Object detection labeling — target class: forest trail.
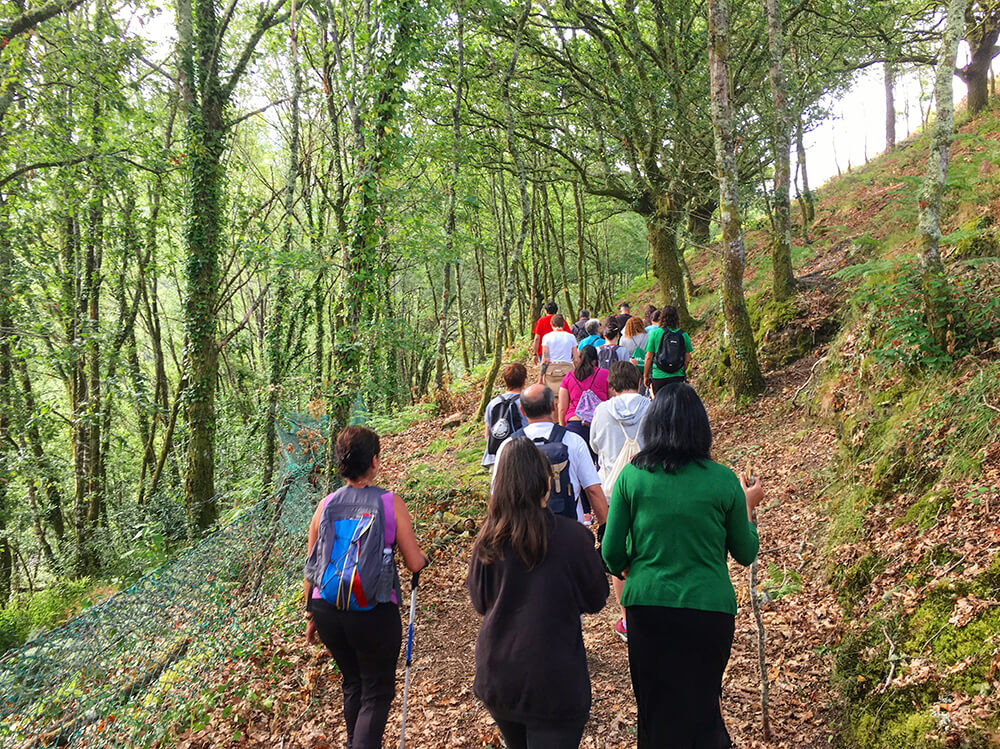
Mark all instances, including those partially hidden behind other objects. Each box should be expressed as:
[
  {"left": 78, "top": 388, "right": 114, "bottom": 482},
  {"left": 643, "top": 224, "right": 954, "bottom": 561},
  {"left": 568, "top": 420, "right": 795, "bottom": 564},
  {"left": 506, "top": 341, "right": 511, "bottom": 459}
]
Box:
[{"left": 175, "top": 297, "right": 850, "bottom": 748}]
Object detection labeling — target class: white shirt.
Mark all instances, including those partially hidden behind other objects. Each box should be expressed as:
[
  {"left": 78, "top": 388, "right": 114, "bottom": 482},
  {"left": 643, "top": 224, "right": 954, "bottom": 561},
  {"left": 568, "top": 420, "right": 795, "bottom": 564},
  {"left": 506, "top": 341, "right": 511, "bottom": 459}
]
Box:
[
  {"left": 541, "top": 330, "right": 577, "bottom": 363},
  {"left": 491, "top": 421, "right": 602, "bottom": 522}
]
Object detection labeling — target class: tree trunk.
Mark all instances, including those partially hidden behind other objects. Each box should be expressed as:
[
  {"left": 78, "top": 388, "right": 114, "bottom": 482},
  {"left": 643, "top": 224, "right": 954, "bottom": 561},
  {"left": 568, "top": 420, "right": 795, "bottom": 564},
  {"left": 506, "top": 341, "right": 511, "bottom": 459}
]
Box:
[
  {"left": 919, "top": 0, "right": 968, "bottom": 349},
  {"left": 14, "top": 358, "right": 66, "bottom": 541},
  {"left": 884, "top": 59, "right": 897, "bottom": 150},
  {"left": 574, "top": 182, "right": 587, "bottom": 311},
  {"left": 263, "top": 0, "right": 302, "bottom": 493},
  {"left": 477, "top": 1, "right": 532, "bottom": 422},
  {"left": 435, "top": 3, "right": 463, "bottom": 390},
  {"left": 178, "top": 0, "right": 226, "bottom": 529},
  {"left": 708, "top": 0, "right": 765, "bottom": 397},
  {"left": 647, "top": 192, "right": 694, "bottom": 329},
  {"left": 0, "top": 203, "right": 13, "bottom": 603},
  {"left": 766, "top": 0, "right": 795, "bottom": 301},
  {"left": 687, "top": 198, "right": 716, "bottom": 248},
  {"left": 795, "top": 117, "right": 815, "bottom": 224},
  {"left": 956, "top": 10, "right": 999, "bottom": 117}
]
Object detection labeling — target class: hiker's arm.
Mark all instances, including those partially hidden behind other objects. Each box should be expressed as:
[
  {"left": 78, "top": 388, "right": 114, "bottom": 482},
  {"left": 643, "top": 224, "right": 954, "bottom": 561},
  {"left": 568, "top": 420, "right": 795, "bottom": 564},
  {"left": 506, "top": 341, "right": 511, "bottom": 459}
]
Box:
[
  {"left": 601, "top": 477, "right": 630, "bottom": 576},
  {"left": 643, "top": 351, "right": 653, "bottom": 385},
  {"left": 394, "top": 493, "right": 430, "bottom": 573},
  {"left": 304, "top": 503, "right": 323, "bottom": 601},
  {"left": 584, "top": 483, "right": 609, "bottom": 524},
  {"left": 726, "top": 477, "right": 761, "bottom": 566},
  {"left": 533, "top": 333, "right": 542, "bottom": 360},
  {"left": 558, "top": 387, "right": 569, "bottom": 426},
  {"left": 685, "top": 352, "right": 692, "bottom": 370},
  {"left": 304, "top": 504, "right": 323, "bottom": 643}
]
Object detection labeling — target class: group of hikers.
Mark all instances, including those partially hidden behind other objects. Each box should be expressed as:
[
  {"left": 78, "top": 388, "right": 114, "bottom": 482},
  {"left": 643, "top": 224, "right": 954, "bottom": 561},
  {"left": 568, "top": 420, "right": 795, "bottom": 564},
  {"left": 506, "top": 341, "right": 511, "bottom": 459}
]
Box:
[{"left": 302, "top": 300, "right": 765, "bottom": 749}]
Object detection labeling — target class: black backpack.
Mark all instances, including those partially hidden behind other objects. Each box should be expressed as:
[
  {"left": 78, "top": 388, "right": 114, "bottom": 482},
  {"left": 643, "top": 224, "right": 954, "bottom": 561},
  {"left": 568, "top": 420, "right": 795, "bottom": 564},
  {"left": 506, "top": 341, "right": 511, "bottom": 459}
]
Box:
[
  {"left": 655, "top": 329, "right": 686, "bottom": 373},
  {"left": 597, "top": 343, "right": 625, "bottom": 371},
  {"left": 487, "top": 394, "right": 523, "bottom": 456},
  {"left": 512, "top": 425, "right": 576, "bottom": 519}
]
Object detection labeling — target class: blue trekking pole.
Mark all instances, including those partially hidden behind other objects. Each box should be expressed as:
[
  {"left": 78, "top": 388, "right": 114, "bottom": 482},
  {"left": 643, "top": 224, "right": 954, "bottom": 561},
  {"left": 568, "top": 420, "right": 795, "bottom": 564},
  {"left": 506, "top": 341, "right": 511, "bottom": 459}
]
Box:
[{"left": 399, "top": 569, "right": 421, "bottom": 749}]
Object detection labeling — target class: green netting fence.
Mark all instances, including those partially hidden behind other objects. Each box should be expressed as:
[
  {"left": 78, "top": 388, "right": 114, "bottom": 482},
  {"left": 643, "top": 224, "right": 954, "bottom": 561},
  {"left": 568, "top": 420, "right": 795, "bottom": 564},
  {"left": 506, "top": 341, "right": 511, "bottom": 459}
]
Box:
[{"left": 0, "top": 414, "right": 329, "bottom": 748}]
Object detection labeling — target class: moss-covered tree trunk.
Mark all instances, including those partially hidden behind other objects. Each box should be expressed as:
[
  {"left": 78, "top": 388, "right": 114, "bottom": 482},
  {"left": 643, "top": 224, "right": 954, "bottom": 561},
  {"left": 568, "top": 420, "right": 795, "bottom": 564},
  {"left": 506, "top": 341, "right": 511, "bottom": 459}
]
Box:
[
  {"left": 708, "top": 0, "right": 764, "bottom": 397},
  {"left": 0, "top": 203, "right": 13, "bottom": 603},
  {"left": 918, "top": 0, "right": 968, "bottom": 351},
  {"left": 179, "top": 0, "right": 226, "bottom": 527},
  {"left": 645, "top": 192, "right": 694, "bottom": 329},
  {"left": 176, "top": 0, "right": 287, "bottom": 526},
  {"left": 765, "top": 0, "right": 795, "bottom": 302}
]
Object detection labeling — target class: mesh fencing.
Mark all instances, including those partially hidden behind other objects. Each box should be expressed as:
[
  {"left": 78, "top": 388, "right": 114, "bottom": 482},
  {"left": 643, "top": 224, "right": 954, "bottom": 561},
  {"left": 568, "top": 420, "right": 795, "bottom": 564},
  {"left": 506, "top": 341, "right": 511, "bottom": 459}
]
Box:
[{"left": 0, "top": 414, "right": 329, "bottom": 748}]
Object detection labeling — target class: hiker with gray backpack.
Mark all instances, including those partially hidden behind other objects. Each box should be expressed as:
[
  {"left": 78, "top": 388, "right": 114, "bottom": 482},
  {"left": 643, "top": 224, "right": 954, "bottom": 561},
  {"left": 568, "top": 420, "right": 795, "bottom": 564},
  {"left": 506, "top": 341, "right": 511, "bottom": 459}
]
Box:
[
  {"left": 304, "top": 426, "right": 429, "bottom": 749},
  {"left": 482, "top": 363, "right": 527, "bottom": 467},
  {"left": 643, "top": 305, "right": 693, "bottom": 396}
]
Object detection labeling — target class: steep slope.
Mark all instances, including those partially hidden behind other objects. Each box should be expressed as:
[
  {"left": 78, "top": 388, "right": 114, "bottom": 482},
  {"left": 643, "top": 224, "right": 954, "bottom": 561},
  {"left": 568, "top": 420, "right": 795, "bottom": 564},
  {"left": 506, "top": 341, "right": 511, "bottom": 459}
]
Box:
[{"left": 168, "top": 107, "right": 1000, "bottom": 749}]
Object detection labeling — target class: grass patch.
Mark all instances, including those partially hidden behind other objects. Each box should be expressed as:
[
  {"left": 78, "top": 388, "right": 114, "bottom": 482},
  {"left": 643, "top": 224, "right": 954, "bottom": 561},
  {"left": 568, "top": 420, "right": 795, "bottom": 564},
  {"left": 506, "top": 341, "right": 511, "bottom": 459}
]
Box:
[{"left": 0, "top": 579, "right": 105, "bottom": 654}]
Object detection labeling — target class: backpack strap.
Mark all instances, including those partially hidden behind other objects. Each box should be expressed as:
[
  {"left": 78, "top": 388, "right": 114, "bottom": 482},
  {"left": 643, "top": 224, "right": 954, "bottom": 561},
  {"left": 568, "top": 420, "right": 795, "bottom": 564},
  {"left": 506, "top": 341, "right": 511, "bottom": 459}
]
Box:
[
  {"left": 549, "top": 424, "right": 567, "bottom": 443},
  {"left": 381, "top": 491, "right": 396, "bottom": 546}
]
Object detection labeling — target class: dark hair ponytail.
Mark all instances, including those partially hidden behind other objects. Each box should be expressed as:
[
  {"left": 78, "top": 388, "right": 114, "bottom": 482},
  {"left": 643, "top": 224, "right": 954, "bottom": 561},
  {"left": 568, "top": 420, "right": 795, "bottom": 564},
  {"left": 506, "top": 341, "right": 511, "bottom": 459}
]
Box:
[
  {"left": 574, "top": 344, "right": 598, "bottom": 381},
  {"left": 335, "top": 426, "right": 380, "bottom": 480}
]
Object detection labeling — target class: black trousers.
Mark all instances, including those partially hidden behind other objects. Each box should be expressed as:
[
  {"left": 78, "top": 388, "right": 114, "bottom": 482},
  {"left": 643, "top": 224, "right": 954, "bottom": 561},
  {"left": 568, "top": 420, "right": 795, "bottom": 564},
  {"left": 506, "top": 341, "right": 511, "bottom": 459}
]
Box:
[
  {"left": 650, "top": 376, "right": 686, "bottom": 396},
  {"left": 489, "top": 711, "right": 588, "bottom": 749},
  {"left": 313, "top": 601, "right": 402, "bottom": 749},
  {"left": 625, "top": 605, "right": 734, "bottom": 749}
]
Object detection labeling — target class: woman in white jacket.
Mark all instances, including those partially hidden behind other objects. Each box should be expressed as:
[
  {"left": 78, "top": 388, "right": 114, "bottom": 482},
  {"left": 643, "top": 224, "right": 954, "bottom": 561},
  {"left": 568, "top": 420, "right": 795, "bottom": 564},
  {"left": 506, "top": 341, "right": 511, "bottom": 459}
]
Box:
[{"left": 589, "top": 361, "right": 651, "bottom": 641}]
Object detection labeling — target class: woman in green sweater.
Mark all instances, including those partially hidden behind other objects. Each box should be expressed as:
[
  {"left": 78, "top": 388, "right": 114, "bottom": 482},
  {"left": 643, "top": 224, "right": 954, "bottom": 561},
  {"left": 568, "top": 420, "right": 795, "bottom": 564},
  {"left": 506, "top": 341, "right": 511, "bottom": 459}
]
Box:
[{"left": 601, "top": 384, "right": 763, "bottom": 748}]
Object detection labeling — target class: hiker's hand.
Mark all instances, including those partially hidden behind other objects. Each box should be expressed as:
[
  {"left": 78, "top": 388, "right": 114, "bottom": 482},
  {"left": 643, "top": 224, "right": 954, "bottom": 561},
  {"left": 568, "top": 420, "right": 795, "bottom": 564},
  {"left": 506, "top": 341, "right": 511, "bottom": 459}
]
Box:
[
  {"left": 741, "top": 473, "right": 763, "bottom": 517},
  {"left": 306, "top": 618, "right": 318, "bottom": 645}
]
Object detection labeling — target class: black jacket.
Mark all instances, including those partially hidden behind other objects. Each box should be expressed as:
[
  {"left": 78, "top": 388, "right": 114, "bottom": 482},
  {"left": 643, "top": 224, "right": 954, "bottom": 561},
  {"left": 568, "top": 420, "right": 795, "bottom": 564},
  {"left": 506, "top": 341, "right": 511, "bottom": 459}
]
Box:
[{"left": 467, "top": 511, "right": 609, "bottom": 726}]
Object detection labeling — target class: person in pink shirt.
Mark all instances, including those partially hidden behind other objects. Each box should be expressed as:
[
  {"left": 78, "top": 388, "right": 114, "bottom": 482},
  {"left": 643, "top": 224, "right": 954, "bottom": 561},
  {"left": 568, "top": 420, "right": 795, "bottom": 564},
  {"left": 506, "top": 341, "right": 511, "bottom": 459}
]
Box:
[{"left": 558, "top": 344, "right": 609, "bottom": 465}]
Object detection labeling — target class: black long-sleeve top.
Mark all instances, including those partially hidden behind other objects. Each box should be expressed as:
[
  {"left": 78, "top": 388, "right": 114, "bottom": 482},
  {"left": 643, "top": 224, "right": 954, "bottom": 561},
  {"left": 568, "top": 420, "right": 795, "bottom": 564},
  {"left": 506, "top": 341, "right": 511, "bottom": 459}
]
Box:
[{"left": 467, "top": 511, "right": 609, "bottom": 726}]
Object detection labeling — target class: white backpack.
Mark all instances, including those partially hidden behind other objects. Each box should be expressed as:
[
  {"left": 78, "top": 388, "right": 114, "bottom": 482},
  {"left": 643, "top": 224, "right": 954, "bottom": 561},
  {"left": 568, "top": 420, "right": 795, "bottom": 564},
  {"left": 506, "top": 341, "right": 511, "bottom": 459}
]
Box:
[{"left": 601, "top": 421, "right": 642, "bottom": 496}]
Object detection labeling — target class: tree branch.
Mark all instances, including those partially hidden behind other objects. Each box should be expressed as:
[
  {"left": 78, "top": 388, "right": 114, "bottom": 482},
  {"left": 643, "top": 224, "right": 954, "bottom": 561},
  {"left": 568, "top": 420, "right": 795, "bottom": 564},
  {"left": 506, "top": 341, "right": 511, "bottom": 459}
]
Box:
[
  {"left": 1, "top": 0, "right": 85, "bottom": 47},
  {"left": 221, "top": 0, "right": 294, "bottom": 102}
]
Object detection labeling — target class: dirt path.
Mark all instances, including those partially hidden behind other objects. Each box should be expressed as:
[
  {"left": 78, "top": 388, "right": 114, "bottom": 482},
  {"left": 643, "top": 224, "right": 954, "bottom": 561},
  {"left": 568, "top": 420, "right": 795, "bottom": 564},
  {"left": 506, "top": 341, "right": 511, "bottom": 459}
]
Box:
[{"left": 176, "top": 327, "right": 848, "bottom": 749}]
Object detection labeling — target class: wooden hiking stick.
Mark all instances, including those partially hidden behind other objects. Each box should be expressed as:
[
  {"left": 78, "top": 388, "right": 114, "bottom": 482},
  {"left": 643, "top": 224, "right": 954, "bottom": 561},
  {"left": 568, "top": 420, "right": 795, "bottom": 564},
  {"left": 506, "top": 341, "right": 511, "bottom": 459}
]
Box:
[
  {"left": 745, "top": 462, "right": 772, "bottom": 741},
  {"left": 749, "top": 557, "right": 772, "bottom": 741}
]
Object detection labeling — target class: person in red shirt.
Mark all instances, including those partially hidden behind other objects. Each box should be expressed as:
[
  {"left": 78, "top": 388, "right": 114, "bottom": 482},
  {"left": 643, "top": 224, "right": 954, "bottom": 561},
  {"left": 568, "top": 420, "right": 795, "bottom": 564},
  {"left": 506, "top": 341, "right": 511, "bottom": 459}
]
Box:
[{"left": 532, "top": 301, "right": 558, "bottom": 362}]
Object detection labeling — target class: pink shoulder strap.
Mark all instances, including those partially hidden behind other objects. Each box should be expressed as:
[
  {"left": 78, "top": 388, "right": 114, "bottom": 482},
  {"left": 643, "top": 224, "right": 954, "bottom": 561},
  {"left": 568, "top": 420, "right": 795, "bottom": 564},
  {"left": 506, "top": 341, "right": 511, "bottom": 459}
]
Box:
[{"left": 381, "top": 491, "right": 396, "bottom": 546}]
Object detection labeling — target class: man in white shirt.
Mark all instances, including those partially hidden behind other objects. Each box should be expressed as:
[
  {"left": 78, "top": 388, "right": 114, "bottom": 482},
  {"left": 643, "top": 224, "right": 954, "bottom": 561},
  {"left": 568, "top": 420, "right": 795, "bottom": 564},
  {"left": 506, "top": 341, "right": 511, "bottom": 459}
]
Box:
[
  {"left": 540, "top": 314, "right": 578, "bottom": 396},
  {"left": 492, "top": 383, "right": 608, "bottom": 525}
]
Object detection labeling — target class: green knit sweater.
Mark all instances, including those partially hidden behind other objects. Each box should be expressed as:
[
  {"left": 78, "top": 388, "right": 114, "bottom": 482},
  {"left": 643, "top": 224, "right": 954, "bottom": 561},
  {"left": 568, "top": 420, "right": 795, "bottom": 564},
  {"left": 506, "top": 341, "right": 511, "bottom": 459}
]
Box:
[{"left": 601, "top": 460, "right": 759, "bottom": 615}]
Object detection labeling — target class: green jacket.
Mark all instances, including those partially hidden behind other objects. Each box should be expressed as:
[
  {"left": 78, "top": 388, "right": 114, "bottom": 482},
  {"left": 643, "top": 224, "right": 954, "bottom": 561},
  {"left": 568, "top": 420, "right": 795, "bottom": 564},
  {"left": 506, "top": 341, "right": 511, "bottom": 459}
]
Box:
[{"left": 601, "top": 460, "right": 758, "bottom": 615}]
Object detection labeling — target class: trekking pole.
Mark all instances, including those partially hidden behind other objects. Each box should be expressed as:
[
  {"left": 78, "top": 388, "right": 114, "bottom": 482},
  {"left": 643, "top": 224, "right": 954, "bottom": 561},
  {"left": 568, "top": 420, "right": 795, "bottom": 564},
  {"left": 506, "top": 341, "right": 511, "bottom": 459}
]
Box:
[{"left": 399, "top": 568, "right": 422, "bottom": 749}]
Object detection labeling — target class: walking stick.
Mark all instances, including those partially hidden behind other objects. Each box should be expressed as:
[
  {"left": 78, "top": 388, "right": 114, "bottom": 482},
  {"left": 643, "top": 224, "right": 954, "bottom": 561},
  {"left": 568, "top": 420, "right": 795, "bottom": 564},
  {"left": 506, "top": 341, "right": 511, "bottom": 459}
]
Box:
[{"left": 399, "top": 569, "right": 422, "bottom": 749}]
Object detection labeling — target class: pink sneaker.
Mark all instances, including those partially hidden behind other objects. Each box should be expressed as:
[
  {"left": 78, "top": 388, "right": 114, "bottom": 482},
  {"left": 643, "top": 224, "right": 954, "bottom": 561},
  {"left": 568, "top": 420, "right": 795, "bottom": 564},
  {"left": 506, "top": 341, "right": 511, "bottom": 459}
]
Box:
[{"left": 614, "top": 617, "right": 628, "bottom": 642}]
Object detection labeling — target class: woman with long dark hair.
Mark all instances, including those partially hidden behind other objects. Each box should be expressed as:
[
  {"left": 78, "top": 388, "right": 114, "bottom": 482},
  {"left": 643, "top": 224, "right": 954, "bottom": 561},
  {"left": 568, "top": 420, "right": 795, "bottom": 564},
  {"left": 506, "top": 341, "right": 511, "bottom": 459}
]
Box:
[
  {"left": 304, "top": 426, "right": 428, "bottom": 749},
  {"left": 469, "top": 437, "right": 608, "bottom": 748},
  {"left": 558, "top": 344, "right": 609, "bottom": 463},
  {"left": 601, "top": 385, "right": 763, "bottom": 748}
]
